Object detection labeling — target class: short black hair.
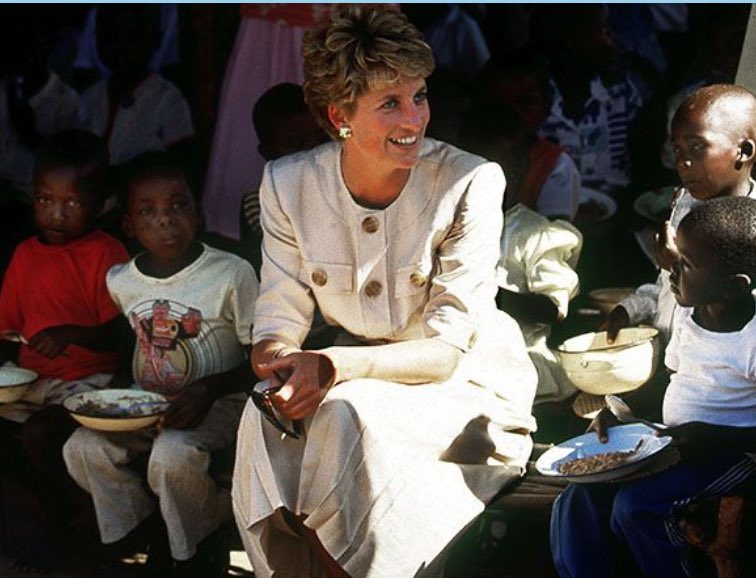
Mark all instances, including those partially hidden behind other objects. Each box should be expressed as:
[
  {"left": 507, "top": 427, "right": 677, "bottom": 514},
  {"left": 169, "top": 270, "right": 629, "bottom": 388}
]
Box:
[
  {"left": 679, "top": 196, "right": 756, "bottom": 279},
  {"left": 253, "top": 83, "right": 310, "bottom": 145},
  {"left": 119, "top": 150, "right": 191, "bottom": 208},
  {"left": 33, "top": 129, "right": 109, "bottom": 203}
]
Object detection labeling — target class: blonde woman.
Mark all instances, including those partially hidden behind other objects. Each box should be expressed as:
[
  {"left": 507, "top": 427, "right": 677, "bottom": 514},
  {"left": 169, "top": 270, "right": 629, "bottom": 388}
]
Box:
[{"left": 232, "top": 7, "right": 538, "bottom": 577}]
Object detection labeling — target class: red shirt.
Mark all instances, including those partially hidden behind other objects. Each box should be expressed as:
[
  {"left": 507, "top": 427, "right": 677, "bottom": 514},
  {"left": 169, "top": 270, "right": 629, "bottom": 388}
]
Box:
[{"left": 0, "top": 230, "right": 129, "bottom": 380}]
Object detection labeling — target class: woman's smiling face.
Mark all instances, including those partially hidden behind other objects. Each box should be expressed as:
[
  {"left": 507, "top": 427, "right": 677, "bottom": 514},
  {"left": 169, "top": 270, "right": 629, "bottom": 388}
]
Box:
[{"left": 336, "top": 76, "right": 430, "bottom": 172}]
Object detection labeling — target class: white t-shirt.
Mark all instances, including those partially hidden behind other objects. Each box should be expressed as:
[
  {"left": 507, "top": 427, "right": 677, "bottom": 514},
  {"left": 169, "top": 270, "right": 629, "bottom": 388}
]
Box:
[
  {"left": 535, "top": 152, "right": 582, "bottom": 222},
  {"left": 78, "top": 73, "right": 194, "bottom": 166},
  {"left": 107, "top": 245, "right": 258, "bottom": 397},
  {"left": 663, "top": 299, "right": 756, "bottom": 427}
]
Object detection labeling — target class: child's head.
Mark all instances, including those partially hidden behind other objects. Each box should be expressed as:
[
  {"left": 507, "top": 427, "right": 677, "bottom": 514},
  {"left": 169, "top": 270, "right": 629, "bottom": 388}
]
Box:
[
  {"left": 32, "top": 129, "right": 109, "bottom": 245},
  {"left": 253, "top": 83, "right": 327, "bottom": 161},
  {"left": 671, "top": 196, "right": 756, "bottom": 308},
  {"left": 473, "top": 51, "right": 551, "bottom": 135},
  {"left": 671, "top": 84, "right": 756, "bottom": 200},
  {"left": 121, "top": 151, "right": 199, "bottom": 262}
]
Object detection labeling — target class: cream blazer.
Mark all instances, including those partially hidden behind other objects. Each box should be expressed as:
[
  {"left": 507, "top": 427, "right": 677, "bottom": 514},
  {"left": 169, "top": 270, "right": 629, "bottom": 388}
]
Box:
[{"left": 253, "top": 139, "right": 537, "bottom": 429}]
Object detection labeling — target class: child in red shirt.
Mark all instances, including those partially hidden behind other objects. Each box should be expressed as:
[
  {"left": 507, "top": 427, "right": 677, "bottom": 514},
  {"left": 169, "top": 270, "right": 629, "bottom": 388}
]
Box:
[{"left": 0, "top": 129, "right": 129, "bottom": 572}]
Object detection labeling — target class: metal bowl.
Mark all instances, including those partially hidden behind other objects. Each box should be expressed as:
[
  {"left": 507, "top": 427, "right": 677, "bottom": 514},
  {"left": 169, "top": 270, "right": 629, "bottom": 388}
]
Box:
[
  {"left": 0, "top": 367, "right": 38, "bottom": 403},
  {"left": 557, "top": 327, "right": 660, "bottom": 395},
  {"left": 63, "top": 389, "right": 169, "bottom": 432}
]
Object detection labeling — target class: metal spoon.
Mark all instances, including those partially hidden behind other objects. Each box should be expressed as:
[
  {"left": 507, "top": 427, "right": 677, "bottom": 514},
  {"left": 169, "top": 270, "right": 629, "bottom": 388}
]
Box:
[
  {"left": 1, "top": 330, "right": 29, "bottom": 345},
  {"left": 604, "top": 395, "right": 667, "bottom": 432}
]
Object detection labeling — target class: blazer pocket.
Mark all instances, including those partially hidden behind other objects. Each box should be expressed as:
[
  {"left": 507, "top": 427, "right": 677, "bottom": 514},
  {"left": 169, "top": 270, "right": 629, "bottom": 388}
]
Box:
[{"left": 300, "top": 261, "right": 354, "bottom": 293}]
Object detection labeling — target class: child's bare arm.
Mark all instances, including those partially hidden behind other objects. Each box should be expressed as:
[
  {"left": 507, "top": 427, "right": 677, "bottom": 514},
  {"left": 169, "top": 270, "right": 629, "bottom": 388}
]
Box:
[
  {"left": 663, "top": 422, "right": 756, "bottom": 461},
  {"left": 28, "top": 316, "right": 128, "bottom": 358},
  {"left": 497, "top": 288, "right": 560, "bottom": 325},
  {"left": 161, "top": 346, "right": 254, "bottom": 430}
]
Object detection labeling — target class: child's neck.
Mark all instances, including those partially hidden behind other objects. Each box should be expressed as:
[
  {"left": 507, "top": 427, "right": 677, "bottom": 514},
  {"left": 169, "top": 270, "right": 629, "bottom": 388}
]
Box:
[
  {"left": 137, "top": 242, "right": 204, "bottom": 279},
  {"left": 693, "top": 294, "right": 755, "bottom": 333}
]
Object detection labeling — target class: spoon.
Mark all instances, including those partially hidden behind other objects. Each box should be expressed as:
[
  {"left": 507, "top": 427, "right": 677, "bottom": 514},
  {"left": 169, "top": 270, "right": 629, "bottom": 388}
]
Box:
[
  {"left": 1, "top": 330, "right": 29, "bottom": 345},
  {"left": 604, "top": 395, "right": 667, "bottom": 432}
]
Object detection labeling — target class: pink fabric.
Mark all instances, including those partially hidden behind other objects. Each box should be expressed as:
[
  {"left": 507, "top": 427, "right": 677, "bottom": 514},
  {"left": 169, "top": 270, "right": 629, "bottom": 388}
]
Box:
[{"left": 201, "top": 18, "right": 307, "bottom": 240}]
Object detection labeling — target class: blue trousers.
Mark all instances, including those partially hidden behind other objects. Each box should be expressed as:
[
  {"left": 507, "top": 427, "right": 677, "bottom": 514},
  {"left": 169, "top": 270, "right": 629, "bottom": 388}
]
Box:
[{"left": 550, "top": 455, "right": 755, "bottom": 578}]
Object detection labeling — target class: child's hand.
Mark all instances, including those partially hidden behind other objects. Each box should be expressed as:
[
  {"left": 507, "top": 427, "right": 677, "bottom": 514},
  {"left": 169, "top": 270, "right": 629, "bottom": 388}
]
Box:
[
  {"left": 160, "top": 382, "right": 215, "bottom": 430},
  {"left": 653, "top": 221, "right": 679, "bottom": 271},
  {"left": 586, "top": 407, "right": 621, "bottom": 443},
  {"left": 27, "top": 325, "right": 76, "bottom": 358},
  {"left": 599, "top": 306, "right": 630, "bottom": 344},
  {"left": 663, "top": 421, "right": 724, "bottom": 462}
]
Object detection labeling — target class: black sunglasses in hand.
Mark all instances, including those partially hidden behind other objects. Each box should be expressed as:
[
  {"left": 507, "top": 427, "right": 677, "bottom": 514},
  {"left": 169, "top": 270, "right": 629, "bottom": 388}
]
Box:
[{"left": 249, "top": 382, "right": 303, "bottom": 439}]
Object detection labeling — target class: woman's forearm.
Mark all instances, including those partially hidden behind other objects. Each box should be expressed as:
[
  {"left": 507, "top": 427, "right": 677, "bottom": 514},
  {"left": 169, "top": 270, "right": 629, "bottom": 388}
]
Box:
[{"left": 322, "top": 338, "right": 462, "bottom": 385}]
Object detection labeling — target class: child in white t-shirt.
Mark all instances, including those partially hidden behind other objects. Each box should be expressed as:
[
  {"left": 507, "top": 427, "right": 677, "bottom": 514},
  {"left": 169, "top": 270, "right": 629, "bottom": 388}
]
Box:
[
  {"left": 551, "top": 196, "right": 756, "bottom": 578},
  {"left": 63, "top": 151, "right": 259, "bottom": 578}
]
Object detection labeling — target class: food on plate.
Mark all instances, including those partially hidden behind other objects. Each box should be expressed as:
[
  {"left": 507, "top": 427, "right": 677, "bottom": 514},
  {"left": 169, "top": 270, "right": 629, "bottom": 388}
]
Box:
[
  {"left": 557, "top": 449, "right": 635, "bottom": 476},
  {"left": 72, "top": 396, "right": 166, "bottom": 418}
]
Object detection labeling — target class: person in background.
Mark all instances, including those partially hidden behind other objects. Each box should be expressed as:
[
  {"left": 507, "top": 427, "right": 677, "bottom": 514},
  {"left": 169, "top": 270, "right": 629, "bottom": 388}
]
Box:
[
  {"left": 531, "top": 4, "right": 643, "bottom": 197},
  {"left": 77, "top": 4, "right": 195, "bottom": 239},
  {"left": 469, "top": 54, "right": 582, "bottom": 222},
  {"left": 231, "top": 7, "right": 537, "bottom": 577},
  {"left": 239, "top": 82, "right": 328, "bottom": 276},
  {"left": 63, "top": 151, "right": 259, "bottom": 578},
  {"left": 462, "top": 104, "right": 583, "bottom": 404},
  {"left": 551, "top": 196, "right": 756, "bottom": 578},
  {"left": 0, "top": 129, "right": 128, "bottom": 572}
]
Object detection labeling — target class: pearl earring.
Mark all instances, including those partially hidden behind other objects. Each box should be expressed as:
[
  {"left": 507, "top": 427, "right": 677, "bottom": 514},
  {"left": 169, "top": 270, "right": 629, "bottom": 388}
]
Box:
[{"left": 338, "top": 125, "right": 353, "bottom": 139}]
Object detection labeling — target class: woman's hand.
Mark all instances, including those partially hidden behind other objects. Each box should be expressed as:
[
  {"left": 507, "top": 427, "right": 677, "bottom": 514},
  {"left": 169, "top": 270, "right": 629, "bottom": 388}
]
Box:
[
  {"left": 261, "top": 351, "right": 336, "bottom": 421},
  {"left": 599, "top": 306, "right": 630, "bottom": 344},
  {"left": 586, "top": 407, "right": 621, "bottom": 443}
]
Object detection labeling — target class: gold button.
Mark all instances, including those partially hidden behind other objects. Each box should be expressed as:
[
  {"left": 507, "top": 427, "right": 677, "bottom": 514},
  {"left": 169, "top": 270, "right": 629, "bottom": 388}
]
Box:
[
  {"left": 410, "top": 271, "right": 427, "bottom": 288},
  {"left": 311, "top": 269, "right": 328, "bottom": 287},
  {"left": 364, "top": 280, "right": 382, "bottom": 297},
  {"left": 468, "top": 332, "right": 478, "bottom": 349},
  {"left": 361, "top": 216, "right": 379, "bottom": 234}
]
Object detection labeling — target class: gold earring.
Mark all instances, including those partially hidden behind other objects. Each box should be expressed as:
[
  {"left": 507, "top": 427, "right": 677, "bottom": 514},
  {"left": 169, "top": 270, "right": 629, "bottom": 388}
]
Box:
[{"left": 338, "top": 125, "right": 352, "bottom": 139}]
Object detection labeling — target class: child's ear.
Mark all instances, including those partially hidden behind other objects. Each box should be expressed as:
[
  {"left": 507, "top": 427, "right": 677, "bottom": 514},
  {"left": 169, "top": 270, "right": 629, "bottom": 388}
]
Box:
[
  {"left": 726, "top": 273, "right": 752, "bottom": 297},
  {"left": 738, "top": 139, "right": 755, "bottom": 164}
]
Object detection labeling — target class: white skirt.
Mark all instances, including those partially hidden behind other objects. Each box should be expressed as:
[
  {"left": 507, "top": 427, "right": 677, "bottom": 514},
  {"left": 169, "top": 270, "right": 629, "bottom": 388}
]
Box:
[{"left": 232, "top": 377, "right": 533, "bottom": 578}]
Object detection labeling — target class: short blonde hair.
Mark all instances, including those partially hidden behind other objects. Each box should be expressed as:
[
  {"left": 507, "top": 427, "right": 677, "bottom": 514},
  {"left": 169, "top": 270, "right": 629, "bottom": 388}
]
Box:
[{"left": 302, "top": 6, "right": 435, "bottom": 138}]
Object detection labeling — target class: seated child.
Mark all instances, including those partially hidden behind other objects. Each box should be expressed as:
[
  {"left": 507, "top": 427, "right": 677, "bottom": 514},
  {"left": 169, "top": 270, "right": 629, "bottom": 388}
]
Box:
[
  {"left": 550, "top": 196, "right": 756, "bottom": 578},
  {"left": 471, "top": 54, "right": 582, "bottom": 222},
  {"left": 63, "top": 151, "right": 260, "bottom": 578},
  {"left": 460, "top": 102, "right": 583, "bottom": 403},
  {"left": 0, "top": 129, "right": 129, "bottom": 571},
  {"left": 603, "top": 83, "right": 756, "bottom": 346},
  {"left": 239, "top": 82, "right": 328, "bottom": 275},
  {"left": 497, "top": 202, "right": 582, "bottom": 404}
]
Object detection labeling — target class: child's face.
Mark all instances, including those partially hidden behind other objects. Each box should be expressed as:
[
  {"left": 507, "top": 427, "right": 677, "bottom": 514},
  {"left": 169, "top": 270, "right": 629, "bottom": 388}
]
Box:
[
  {"left": 124, "top": 175, "right": 198, "bottom": 262},
  {"left": 671, "top": 109, "right": 744, "bottom": 200},
  {"left": 32, "top": 167, "right": 97, "bottom": 245},
  {"left": 492, "top": 77, "right": 548, "bottom": 134},
  {"left": 262, "top": 111, "right": 327, "bottom": 161},
  {"left": 669, "top": 223, "right": 725, "bottom": 308}
]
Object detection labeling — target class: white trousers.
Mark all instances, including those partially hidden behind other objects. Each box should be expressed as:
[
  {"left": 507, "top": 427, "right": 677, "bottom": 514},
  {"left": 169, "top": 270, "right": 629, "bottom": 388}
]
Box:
[{"left": 63, "top": 393, "right": 245, "bottom": 560}]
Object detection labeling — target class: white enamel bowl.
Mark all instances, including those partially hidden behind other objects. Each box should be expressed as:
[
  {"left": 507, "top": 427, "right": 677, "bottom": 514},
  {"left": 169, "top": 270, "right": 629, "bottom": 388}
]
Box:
[
  {"left": 63, "top": 389, "right": 169, "bottom": 432},
  {"left": 0, "top": 367, "right": 38, "bottom": 403},
  {"left": 557, "top": 327, "right": 660, "bottom": 395}
]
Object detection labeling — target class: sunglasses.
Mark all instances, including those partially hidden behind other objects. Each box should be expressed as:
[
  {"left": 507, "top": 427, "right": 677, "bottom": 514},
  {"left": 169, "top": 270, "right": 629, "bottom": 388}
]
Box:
[{"left": 249, "top": 383, "right": 303, "bottom": 439}]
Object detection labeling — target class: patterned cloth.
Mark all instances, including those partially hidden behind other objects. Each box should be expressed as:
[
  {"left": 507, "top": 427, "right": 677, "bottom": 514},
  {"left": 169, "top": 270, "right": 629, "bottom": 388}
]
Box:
[{"left": 539, "top": 75, "right": 642, "bottom": 194}]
